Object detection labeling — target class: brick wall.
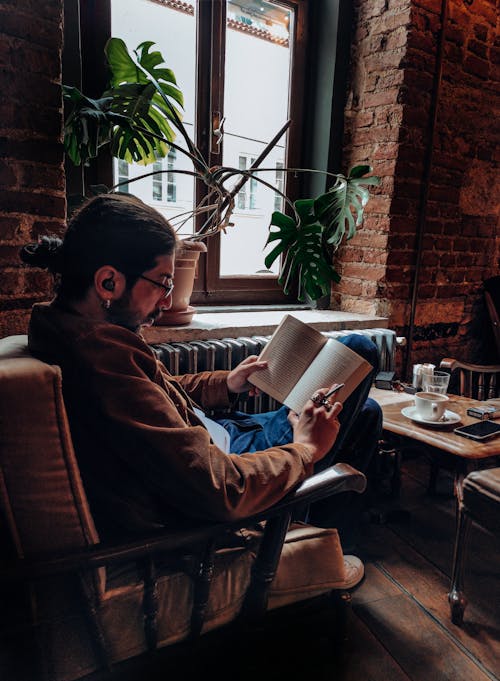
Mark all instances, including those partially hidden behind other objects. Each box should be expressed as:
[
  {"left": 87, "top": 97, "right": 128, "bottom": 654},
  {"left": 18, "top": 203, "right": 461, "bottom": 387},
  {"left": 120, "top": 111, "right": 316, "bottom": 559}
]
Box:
[
  {"left": 0, "top": 0, "right": 65, "bottom": 336},
  {"left": 340, "top": 0, "right": 500, "bottom": 375}
]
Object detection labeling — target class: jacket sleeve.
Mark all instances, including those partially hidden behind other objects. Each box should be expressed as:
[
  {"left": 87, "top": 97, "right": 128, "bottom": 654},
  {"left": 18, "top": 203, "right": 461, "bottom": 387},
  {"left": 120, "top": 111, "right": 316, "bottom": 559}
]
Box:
[
  {"left": 172, "top": 369, "right": 233, "bottom": 410},
  {"left": 78, "top": 326, "right": 315, "bottom": 523}
]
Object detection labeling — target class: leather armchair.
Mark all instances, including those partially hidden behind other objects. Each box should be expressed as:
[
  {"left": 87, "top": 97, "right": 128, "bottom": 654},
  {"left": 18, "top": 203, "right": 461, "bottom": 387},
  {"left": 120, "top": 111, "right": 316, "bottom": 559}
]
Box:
[{"left": 0, "top": 335, "right": 366, "bottom": 681}]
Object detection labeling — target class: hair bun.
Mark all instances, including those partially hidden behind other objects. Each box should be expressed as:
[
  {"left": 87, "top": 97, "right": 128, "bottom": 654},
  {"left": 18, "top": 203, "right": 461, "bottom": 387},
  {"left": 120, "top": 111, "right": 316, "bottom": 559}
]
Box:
[{"left": 19, "top": 235, "right": 64, "bottom": 273}]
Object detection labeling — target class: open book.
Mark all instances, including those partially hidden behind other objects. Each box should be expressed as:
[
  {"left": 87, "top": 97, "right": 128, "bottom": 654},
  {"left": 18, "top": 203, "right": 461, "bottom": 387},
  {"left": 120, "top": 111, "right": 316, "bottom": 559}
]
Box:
[{"left": 248, "top": 314, "right": 372, "bottom": 413}]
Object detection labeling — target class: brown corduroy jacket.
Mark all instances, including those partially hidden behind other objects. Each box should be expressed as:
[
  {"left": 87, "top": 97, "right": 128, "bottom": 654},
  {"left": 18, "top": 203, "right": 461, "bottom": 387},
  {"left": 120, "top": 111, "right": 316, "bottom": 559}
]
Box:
[{"left": 28, "top": 303, "right": 314, "bottom": 539}]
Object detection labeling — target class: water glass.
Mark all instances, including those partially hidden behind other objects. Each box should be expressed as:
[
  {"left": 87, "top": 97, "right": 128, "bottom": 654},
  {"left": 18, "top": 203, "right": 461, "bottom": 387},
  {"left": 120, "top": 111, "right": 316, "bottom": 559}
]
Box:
[{"left": 422, "top": 370, "right": 450, "bottom": 395}]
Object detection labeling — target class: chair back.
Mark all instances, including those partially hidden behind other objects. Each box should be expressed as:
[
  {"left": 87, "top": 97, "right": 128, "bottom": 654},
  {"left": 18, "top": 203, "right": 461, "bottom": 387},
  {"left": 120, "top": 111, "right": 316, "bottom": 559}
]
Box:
[
  {"left": 484, "top": 276, "right": 500, "bottom": 360},
  {"left": 439, "top": 358, "right": 500, "bottom": 400},
  {"left": 0, "top": 335, "right": 104, "bottom": 593}
]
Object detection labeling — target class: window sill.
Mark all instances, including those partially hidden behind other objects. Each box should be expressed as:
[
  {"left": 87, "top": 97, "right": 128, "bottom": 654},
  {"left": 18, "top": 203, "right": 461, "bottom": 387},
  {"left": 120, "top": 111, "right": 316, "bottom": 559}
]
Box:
[{"left": 142, "top": 307, "right": 389, "bottom": 344}]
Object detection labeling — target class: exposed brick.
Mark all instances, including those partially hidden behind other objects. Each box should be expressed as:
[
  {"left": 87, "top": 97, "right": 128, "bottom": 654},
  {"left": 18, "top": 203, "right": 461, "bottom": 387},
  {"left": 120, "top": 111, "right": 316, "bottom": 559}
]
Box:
[
  {"left": 0, "top": 161, "right": 16, "bottom": 187},
  {"left": 468, "top": 38, "right": 488, "bottom": 60},
  {"left": 0, "top": 216, "right": 22, "bottom": 240},
  {"left": 342, "top": 263, "right": 387, "bottom": 280},
  {"left": 18, "top": 164, "right": 65, "bottom": 192},
  {"left": 0, "top": 190, "right": 65, "bottom": 218},
  {"left": 31, "top": 220, "right": 66, "bottom": 239},
  {"left": 0, "top": 7, "right": 63, "bottom": 50},
  {"left": 412, "top": 0, "right": 442, "bottom": 16},
  {"left": 0, "top": 68, "right": 61, "bottom": 108},
  {"left": 446, "top": 25, "right": 466, "bottom": 47},
  {"left": 0, "top": 0, "right": 63, "bottom": 23},
  {"left": 0, "top": 138, "right": 63, "bottom": 165},
  {"left": 0, "top": 308, "right": 31, "bottom": 337},
  {"left": 0, "top": 35, "right": 60, "bottom": 79},
  {"left": 463, "top": 54, "right": 490, "bottom": 79},
  {"left": 0, "top": 103, "right": 61, "bottom": 137}
]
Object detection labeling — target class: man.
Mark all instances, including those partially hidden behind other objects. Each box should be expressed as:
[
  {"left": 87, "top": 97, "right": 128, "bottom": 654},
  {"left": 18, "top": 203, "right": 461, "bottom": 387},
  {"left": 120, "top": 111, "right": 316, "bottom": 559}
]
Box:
[{"left": 20, "top": 193, "right": 381, "bottom": 555}]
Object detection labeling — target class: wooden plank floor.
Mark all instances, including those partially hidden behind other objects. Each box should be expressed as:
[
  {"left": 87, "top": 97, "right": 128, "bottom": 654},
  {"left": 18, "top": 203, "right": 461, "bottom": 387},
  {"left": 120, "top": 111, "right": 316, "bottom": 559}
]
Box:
[
  {"left": 103, "top": 455, "right": 500, "bottom": 681},
  {"left": 346, "top": 456, "right": 500, "bottom": 681}
]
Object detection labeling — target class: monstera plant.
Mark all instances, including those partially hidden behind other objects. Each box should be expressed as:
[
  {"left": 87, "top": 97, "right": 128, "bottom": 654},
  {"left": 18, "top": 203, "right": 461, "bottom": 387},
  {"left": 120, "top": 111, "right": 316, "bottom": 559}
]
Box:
[{"left": 63, "top": 38, "right": 379, "bottom": 302}]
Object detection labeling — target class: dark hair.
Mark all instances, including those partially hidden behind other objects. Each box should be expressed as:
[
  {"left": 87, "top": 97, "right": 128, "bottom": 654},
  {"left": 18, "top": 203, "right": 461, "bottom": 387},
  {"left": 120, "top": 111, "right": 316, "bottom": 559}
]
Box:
[{"left": 20, "top": 193, "right": 177, "bottom": 300}]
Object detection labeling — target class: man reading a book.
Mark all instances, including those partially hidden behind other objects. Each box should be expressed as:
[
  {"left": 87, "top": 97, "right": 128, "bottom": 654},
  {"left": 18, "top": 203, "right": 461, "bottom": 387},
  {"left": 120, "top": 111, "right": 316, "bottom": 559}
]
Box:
[{"left": 20, "top": 194, "right": 381, "bottom": 557}]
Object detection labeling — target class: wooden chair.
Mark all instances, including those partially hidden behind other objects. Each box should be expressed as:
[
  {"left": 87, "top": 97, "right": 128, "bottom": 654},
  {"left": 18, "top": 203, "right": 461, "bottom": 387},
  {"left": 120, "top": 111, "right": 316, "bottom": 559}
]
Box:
[
  {"left": 439, "top": 358, "right": 500, "bottom": 401},
  {"left": 0, "top": 335, "right": 367, "bottom": 681},
  {"left": 421, "top": 359, "right": 500, "bottom": 496},
  {"left": 483, "top": 276, "right": 500, "bottom": 360},
  {"left": 448, "top": 467, "right": 500, "bottom": 625}
]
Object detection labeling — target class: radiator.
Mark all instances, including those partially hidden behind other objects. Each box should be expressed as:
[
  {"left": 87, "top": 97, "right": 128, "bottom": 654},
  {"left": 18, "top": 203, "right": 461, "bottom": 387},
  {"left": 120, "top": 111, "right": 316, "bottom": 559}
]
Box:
[{"left": 153, "top": 328, "right": 399, "bottom": 413}]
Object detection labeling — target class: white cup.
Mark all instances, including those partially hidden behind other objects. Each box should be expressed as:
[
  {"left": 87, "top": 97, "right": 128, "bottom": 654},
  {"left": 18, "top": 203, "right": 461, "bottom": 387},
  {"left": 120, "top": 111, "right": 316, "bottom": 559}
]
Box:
[{"left": 414, "top": 391, "right": 449, "bottom": 421}]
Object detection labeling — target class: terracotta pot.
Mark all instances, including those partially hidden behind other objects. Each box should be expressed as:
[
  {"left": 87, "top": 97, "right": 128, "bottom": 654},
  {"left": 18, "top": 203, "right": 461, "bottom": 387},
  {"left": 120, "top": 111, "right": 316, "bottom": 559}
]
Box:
[{"left": 156, "top": 239, "right": 207, "bottom": 326}]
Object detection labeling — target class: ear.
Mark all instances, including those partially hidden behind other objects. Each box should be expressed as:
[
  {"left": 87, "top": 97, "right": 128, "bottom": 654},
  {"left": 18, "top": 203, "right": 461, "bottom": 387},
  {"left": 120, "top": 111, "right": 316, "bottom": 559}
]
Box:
[{"left": 94, "top": 266, "right": 127, "bottom": 299}]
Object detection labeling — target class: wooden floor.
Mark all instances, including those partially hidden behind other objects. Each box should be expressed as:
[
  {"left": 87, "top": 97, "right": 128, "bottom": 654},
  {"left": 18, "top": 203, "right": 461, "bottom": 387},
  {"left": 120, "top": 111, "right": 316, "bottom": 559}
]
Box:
[{"left": 109, "top": 455, "right": 500, "bottom": 681}]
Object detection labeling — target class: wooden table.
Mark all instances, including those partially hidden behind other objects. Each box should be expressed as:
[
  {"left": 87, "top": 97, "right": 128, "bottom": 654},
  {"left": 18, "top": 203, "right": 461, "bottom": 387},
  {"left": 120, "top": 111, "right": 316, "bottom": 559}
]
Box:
[{"left": 369, "top": 387, "right": 500, "bottom": 498}]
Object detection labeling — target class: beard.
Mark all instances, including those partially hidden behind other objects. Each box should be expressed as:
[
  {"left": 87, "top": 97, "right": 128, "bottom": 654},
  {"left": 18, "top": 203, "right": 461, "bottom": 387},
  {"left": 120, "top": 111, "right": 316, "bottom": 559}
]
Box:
[{"left": 105, "top": 291, "right": 163, "bottom": 333}]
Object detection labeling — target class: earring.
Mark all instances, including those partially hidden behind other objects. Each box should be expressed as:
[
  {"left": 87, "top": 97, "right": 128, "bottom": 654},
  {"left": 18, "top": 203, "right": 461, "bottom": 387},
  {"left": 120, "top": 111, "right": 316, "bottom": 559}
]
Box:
[{"left": 101, "top": 299, "right": 111, "bottom": 310}]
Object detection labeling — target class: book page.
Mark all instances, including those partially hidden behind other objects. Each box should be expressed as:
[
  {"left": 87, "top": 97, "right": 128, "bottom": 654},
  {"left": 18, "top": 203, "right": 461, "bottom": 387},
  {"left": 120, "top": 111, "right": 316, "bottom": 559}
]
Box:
[
  {"left": 285, "top": 337, "right": 372, "bottom": 413},
  {"left": 248, "top": 315, "right": 326, "bottom": 404}
]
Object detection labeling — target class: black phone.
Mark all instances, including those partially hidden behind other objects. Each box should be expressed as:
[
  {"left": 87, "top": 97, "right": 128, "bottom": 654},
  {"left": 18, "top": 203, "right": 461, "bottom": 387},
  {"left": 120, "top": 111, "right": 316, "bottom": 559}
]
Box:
[{"left": 454, "top": 420, "right": 500, "bottom": 441}]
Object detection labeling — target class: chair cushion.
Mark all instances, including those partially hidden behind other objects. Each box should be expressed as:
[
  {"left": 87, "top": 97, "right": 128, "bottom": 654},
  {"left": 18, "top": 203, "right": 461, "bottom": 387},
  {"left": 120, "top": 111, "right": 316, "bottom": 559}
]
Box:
[
  {"left": 463, "top": 468, "right": 500, "bottom": 535},
  {"left": 45, "top": 523, "right": 345, "bottom": 681}
]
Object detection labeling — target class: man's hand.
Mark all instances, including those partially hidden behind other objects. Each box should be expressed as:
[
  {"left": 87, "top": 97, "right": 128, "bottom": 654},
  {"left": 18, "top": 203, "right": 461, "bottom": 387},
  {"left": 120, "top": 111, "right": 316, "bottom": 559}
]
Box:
[
  {"left": 288, "top": 388, "right": 343, "bottom": 464},
  {"left": 226, "top": 355, "right": 268, "bottom": 395}
]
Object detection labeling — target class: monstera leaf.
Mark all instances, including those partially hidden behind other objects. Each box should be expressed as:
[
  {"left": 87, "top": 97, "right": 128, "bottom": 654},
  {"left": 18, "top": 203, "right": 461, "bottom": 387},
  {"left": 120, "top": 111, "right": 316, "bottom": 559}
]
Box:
[
  {"left": 314, "top": 165, "right": 380, "bottom": 247},
  {"left": 63, "top": 39, "right": 184, "bottom": 167},
  {"left": 63, "top": 86, "right": 130, "bottom": 166},
  {"left": 265, "top": 167, "right": 378, "bottom": 301},
  {"left": 265, "top": 200, "right": 340, "bottom": 301},
  {"left": 104, "top": 39, "right": 184, "bottom": 165}
]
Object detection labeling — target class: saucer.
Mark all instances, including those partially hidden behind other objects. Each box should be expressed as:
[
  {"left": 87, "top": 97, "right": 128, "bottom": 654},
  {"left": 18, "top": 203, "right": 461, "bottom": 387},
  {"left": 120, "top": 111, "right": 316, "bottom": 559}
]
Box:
[{"left": 401, "top": 406, "right": 461, "bottom": 427}]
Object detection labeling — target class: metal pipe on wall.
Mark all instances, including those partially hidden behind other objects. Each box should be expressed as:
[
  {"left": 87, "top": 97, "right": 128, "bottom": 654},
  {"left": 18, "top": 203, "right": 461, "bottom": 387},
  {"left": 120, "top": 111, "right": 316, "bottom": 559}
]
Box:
[{"left": 403, "top": 0, "right": 449, "bottom": 379}]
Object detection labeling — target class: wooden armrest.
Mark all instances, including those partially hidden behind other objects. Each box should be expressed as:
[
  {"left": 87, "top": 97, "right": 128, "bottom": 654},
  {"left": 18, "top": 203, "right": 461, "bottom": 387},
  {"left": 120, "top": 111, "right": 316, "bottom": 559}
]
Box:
[
  {"left": 0, "top": 464, "right": 365, "bottom": 583},
  {"left": 260, "top": 463, "right": 366, "bottom": 516},
  {"left": 440, "top": 358, "right": 500, "bottom": 373}
]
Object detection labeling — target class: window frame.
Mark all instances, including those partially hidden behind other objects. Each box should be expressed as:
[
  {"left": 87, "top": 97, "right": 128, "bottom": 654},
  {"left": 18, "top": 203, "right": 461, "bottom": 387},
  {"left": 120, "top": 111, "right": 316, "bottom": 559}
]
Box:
[
  {"left": 68, "top": 0, "right": 350, "bottom": 307},
  {"left": 193, "top": 0, "right": 307, "bottom": 305}
]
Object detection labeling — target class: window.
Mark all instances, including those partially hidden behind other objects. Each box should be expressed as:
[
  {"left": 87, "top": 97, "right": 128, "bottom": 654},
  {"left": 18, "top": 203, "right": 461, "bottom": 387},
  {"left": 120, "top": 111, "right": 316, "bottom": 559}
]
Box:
[
  {"left": 150, "top": 150, "right": 176, "bottom": 203},
  {"left": 152, "top": 161, "right": 163, "bottom": 201},
  {"left": 73, "top": 0, "right": 315, "bottom": 304},
  {"left": 117, "top": 159, "right": 129, "bottom": 194},
  {"left": 274, "top": 161, "right": 284, "bottom": 211},
  {"left": 237, "top": 155, "right": 258, "bottom": 210},
  {"left": 166, "top": 149, "right": 177, "bottom": 203}
]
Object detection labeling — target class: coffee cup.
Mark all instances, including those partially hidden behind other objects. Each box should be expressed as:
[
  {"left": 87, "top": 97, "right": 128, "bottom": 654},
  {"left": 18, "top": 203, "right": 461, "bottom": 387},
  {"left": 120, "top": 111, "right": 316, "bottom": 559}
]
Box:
[{"left": 414, "top": 391, "right": 449, "bottom": 421}]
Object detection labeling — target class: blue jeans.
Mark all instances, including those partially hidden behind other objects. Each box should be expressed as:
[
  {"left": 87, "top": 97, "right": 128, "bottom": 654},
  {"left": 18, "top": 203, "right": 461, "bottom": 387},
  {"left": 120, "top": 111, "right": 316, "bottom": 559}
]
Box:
[
  {"left": 214, "top": 335, "right": 382, "bottom": 545},
  {"left": 214, "top": 334, "right": 382, "bottom": 476}
]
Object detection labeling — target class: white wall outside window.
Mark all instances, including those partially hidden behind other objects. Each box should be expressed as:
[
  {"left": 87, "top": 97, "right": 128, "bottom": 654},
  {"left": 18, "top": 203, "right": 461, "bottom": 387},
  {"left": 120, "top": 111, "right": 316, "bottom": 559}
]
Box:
[{"left": 111, "top": 0, "right": 289, "bottom": 276}]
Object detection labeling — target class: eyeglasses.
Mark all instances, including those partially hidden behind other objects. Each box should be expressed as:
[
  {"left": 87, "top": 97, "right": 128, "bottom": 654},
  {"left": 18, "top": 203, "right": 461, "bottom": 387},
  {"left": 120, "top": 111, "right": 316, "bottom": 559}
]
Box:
[{"left": 137, "top": 274, "right": 174, "bottom": 298}]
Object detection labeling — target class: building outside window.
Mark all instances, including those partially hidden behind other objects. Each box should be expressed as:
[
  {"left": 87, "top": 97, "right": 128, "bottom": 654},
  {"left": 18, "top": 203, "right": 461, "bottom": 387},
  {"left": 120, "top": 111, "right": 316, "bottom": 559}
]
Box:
[
  {"left": 117, "top": 159, "right": 129, "bottom": 194},
  {"left": 77, "top": 0, "right": 312, "bottom": 304},
  {"left": 237, "top": 155, "right": 258, "bottom": 210},
  {"left": 167, "top": 149, "right": 177, "bottom": 203},
  {"left": 274, "top": 161, "right": 284, "bottom": 211},
  {"left": 152, "top": 160, "right": 163, "bottom": 201}
]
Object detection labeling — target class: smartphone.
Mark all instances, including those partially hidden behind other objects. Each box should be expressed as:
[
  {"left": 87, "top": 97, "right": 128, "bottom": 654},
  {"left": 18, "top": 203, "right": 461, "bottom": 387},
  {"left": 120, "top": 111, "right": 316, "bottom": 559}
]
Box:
[{"left": 454, "top": 420, "right": 500, "bottom": 441}]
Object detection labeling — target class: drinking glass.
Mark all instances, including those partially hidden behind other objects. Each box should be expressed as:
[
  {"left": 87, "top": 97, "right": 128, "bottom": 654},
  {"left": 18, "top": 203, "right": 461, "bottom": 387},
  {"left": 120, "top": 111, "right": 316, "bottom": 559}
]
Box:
[{"left": 422, "top": 370, "right": 450, "bottom": 395}]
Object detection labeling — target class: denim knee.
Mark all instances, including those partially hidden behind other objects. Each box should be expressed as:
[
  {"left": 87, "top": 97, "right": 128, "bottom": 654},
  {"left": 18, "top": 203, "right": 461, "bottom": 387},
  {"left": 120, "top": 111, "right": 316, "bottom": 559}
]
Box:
[{"left": 337, "top": 334, "right": 379, "bottom": 373}]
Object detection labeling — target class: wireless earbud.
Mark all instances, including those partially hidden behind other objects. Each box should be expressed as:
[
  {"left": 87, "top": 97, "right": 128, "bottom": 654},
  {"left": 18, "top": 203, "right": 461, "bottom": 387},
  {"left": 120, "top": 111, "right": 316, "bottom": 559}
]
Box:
[{"left": 102, "top": 278, "right": 115, "bottom": 291}]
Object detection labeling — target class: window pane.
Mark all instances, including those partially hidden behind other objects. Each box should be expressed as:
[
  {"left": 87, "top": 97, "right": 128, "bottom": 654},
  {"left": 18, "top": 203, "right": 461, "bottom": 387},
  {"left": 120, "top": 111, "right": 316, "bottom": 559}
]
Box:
[
  {"left": 220, "top": 0, "right": 293, "bottom": 277},
  {"left": 110, "top": 0, "right": 196, "bottom": 234}
]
